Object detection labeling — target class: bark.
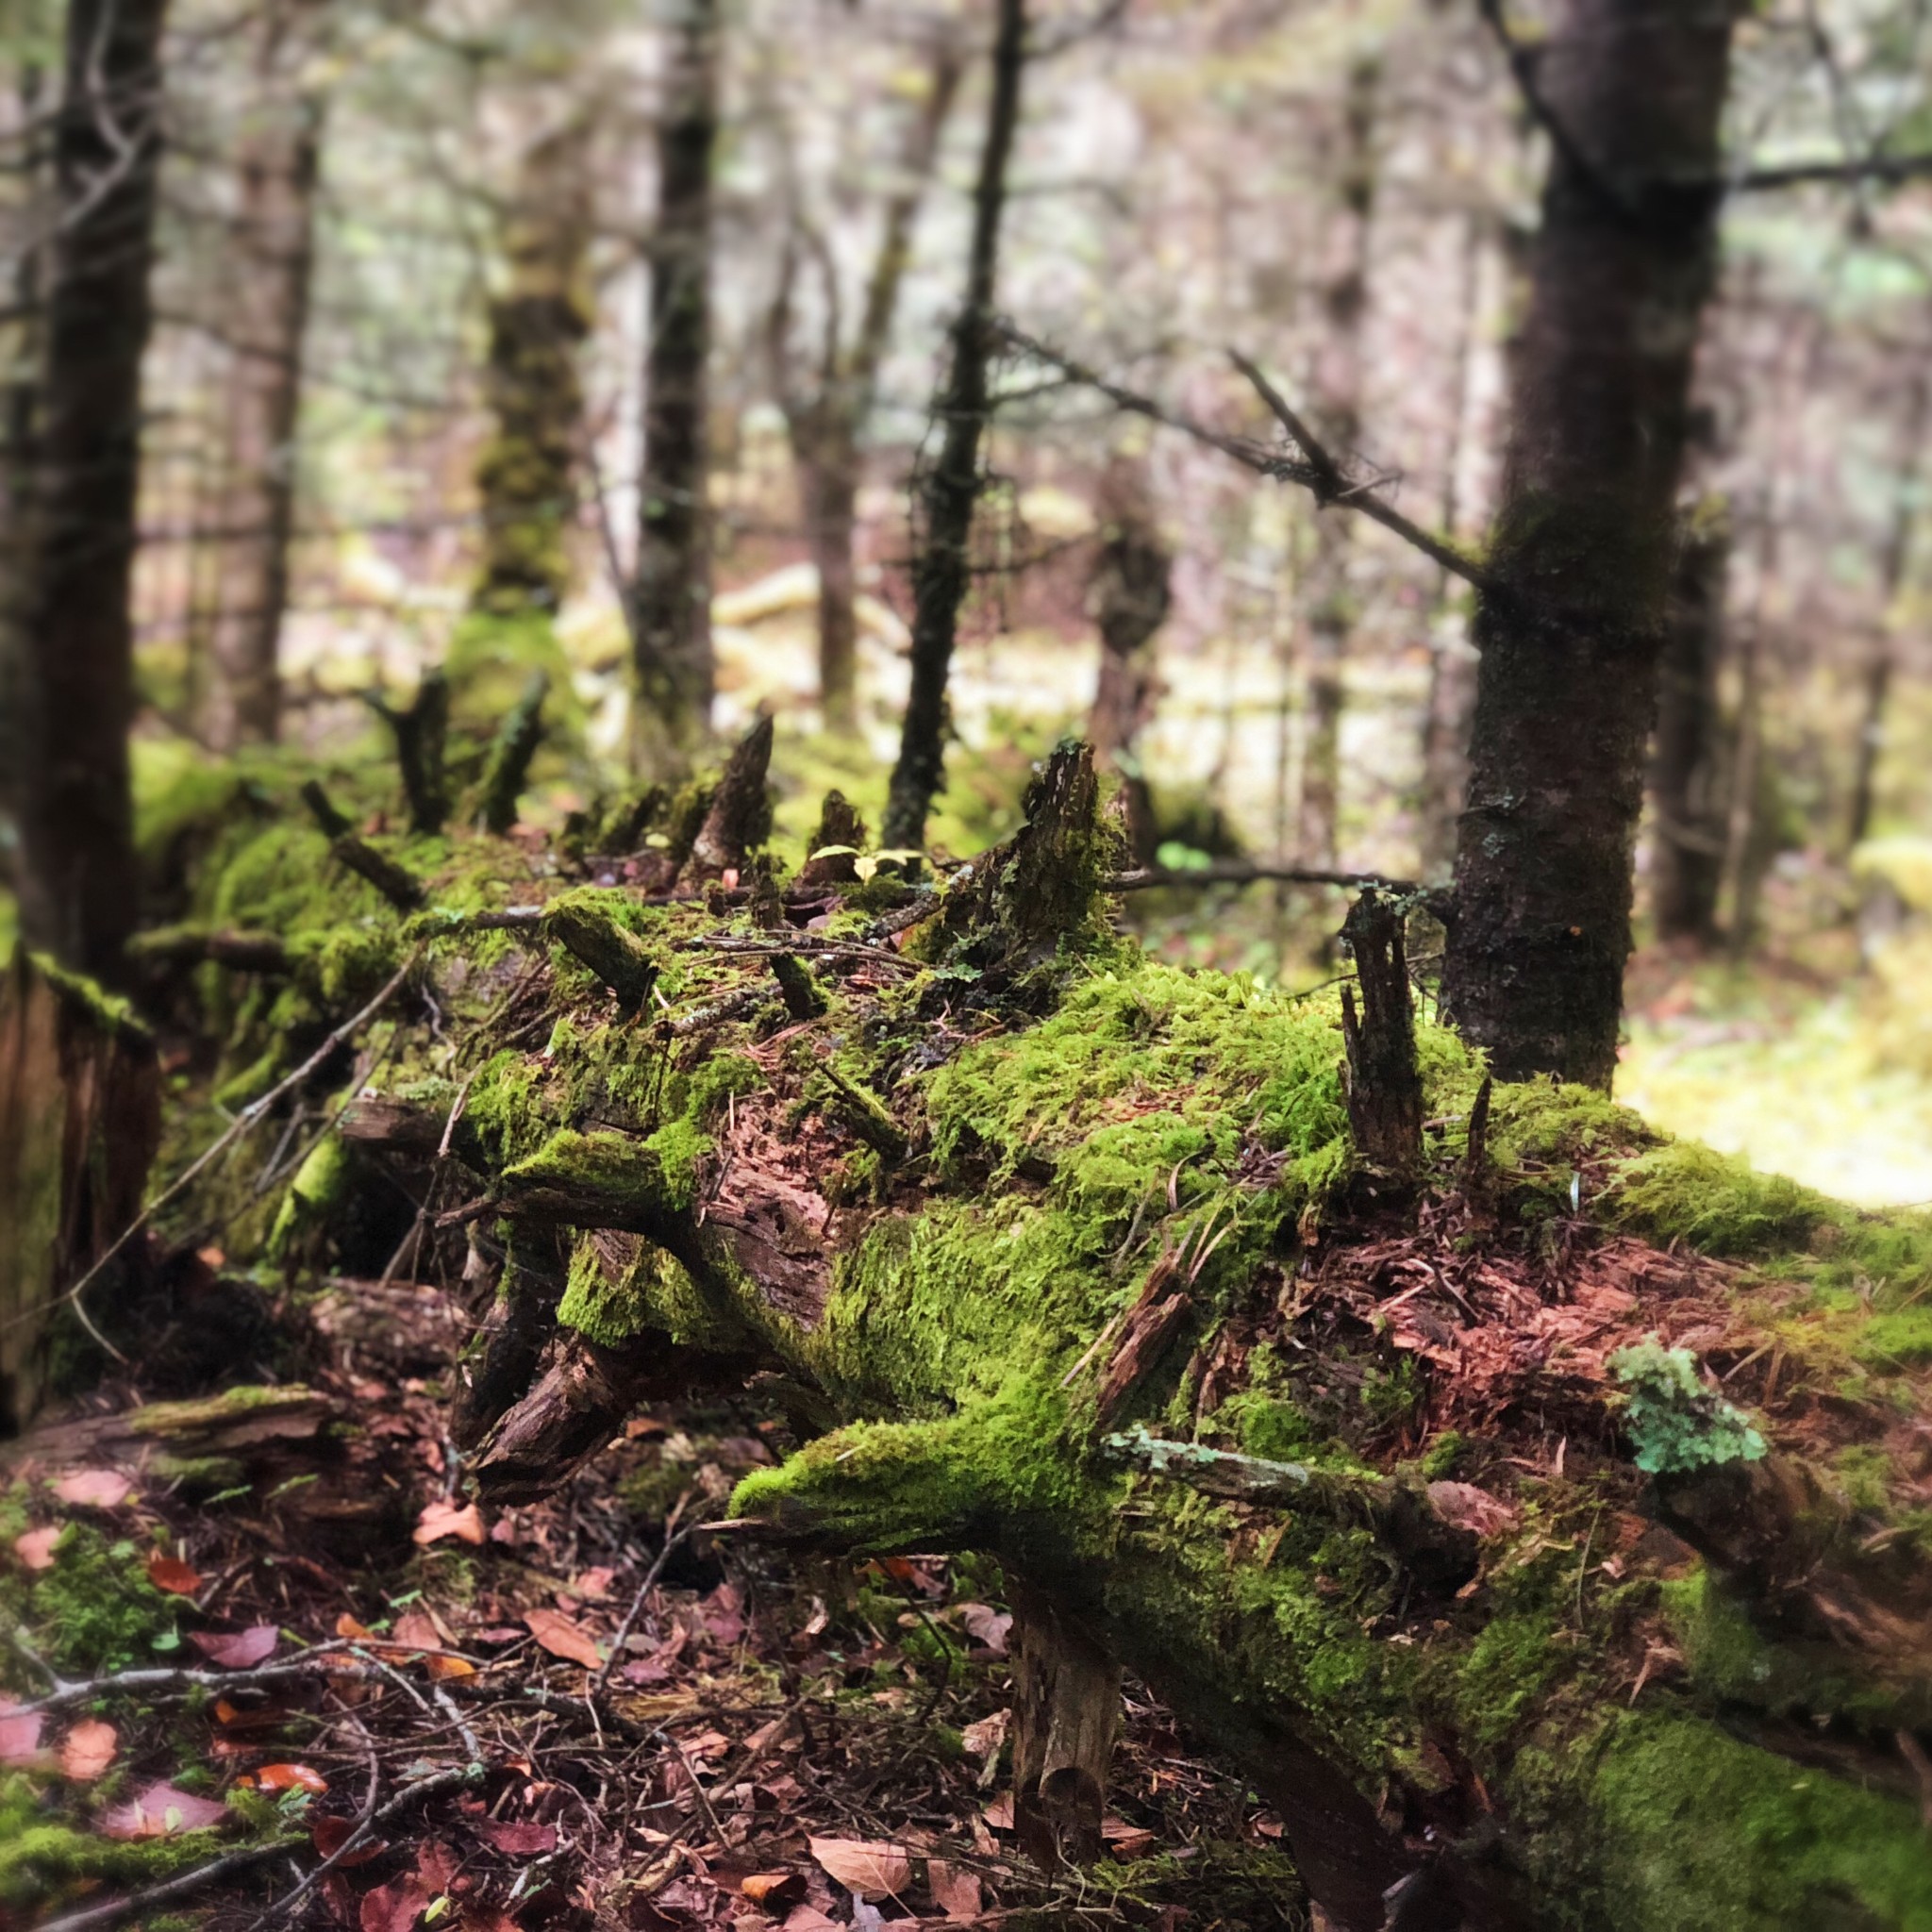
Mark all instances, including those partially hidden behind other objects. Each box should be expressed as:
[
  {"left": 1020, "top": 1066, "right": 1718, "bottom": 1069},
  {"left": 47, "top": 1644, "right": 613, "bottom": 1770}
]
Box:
[
  {"left": 882, "top": 0, "right": 1026, "bottom": 855},
  {"left": 475, "top": 117, "right": 594, "bottom": 617},
  {"left": 1338, "top": 890, "right": 1421, "bottom": 1176},
  {"left": 1646, "top": 504, "right": 1729, "bottom": 943},
  {"left": 203, "top": 0, "right": 325, "bottom": 752},
  {"left": 0, "top": 948, "right": 160, "bottom": 1434},
  {"left": 141, "top": 727, "right": 1932, "bottom": 1932},
  {"left": 632, "top": 0, "right": 718, "bottom": 773},
  {"left": 774, "top": 42, "right": 962, "bottom": 732},
  {"left": 1298, "top": 54, "right": 1379, "bottom": 874},
  {"left": 1847, "top": 367, "right": 1927, "bottom": 852},
  {"left": 1440, "top": 0, "right": 1734, "bottom": 1088},
  {"left": 15, "top": 0, "right": 170, "bottom": 981}
]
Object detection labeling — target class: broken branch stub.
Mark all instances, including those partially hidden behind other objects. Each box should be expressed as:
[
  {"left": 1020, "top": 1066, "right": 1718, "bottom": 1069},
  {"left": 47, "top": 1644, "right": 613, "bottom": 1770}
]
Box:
[
  {"left": 369, "top": 668, "right": 451, "bottom": 835},
  {"left": 299, "top": 781, "right": 425, "bottom": 912},
  {"left": 1010, "top": 1582, "right": 1122, "bottom": 1871},
  {"left": 684, "top": 715, "right": 774, "bottom": 884},
  {"left": 476, "top": 671, "right": 549, "bottom": 836},
  {"left": 1338, "top": 890, "right": 1423, "bottom": 1175}
]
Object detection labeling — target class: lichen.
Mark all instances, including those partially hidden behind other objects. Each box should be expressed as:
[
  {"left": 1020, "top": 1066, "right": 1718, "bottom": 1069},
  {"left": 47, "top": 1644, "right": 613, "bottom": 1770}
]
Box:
[{"left": 1611, "top": 1339, "right": 1767, "bottom": 1474}]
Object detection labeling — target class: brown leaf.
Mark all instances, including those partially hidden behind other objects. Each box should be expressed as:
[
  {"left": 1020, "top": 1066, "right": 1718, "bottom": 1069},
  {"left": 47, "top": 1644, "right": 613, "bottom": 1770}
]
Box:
[
  {"left": 960, "top": 1710, "right": 1008, "bottom": 1761},
  {"left": 927, "top": 1859, "right": 981, "bottom": 1923},
  {"left": 740, "top": 1873, "right": 803, "bottom": 1907},
  {"left": 808, "top": 1837, "right": 910, "bottom": 1901},
  {"left": 525, "top": 1607, "right": 603, "bottom": 1670},
  {"left": 311, "top": 1814, "right": 387, "bottom": 1867},
  {"left": 146, "top": 1551, "right": 204, "bottom": 1596},
  {"left": 414, "top": 1500, "right": 486, "bottom": 1547},
  {"left": 980, "top": 1795, "right": 1013, "bottom": 1832},
  {"left": 13, "top": 1525, "right": 61, "bottom": 1571},
  {"left": 191, "top": 1625, "right": 280, "bottom": 1669},
  {"left": 59, "top": 1718, "right": 117, "bottom": 1781},
  {"left": 479, "top": 1819, "right": 557, "bottom": 1857},
  {"left": 782, "top": 1909, "right": 841, "bottom": 1932},
  {"left": 958, "top": 1604, "right": 1012, "bottom": 1657},
  {"left": 52, "top": 1469, "right": 132, "bottom": 1509},
  {"left": 0, "top": 1707, "right": 46, "bottom": 1764},
  {"left": 99, "top": 1781, "right": 229, "bottom": 1838},
  {"left": 254, "top": 1762, "right": 329, "bottom": 1794}
]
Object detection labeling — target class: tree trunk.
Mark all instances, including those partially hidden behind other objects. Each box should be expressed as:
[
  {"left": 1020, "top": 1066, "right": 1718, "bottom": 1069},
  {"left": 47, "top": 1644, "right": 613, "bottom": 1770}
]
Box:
[
  {"left": 1847, "top": 366, "right": 1927, "bottom": 852},
  {"left": 1298, "top": 53, "right": 1378, "bottom": 874},
  {"left": 632, "top": 0, "right": 717, "bottom": 774},
  {"left": 799, "top": 443, "right": 860, "bottom": 728},
  {"left": 882, "top": 0, "right": 1025, "bottom": 855},
  {"left": 152, "top": 726, "right": 1932, "bottom": 1932},
  {"left": 1440, "top": 0, "right": 1733, "bottom": 1089},
  {"left": 475, "top": 118, "right": 594, "bottom": 618},
  {"left": 15, "top": 0, "right": 170, "bottom": 982},
  {"left": 1646, "top": 502, "right": 1729, "bottom": 943},
  {"left": 202, "top": 0, "right": 324, "bottom": 752}
]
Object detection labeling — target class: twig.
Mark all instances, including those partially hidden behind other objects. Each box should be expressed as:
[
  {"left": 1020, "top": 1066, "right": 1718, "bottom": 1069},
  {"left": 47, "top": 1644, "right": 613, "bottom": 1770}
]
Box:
[
  {"left": 592, "top": 1509, "right": 698, "bottom": 1694},
  {"left": 1108, "top": 860, "right": 1418, "bottom": 894},
  {"left": 10, "top": 952, "right": 421, "bottom": 1351},
  {"left": 35, "top": 1837, "right": 307, "bottom": 1932}
]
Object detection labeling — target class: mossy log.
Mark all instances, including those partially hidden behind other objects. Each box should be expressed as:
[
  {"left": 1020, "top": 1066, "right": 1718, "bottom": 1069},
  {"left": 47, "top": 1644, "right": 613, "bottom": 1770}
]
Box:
[{"left": 129, "top": 738, "right": 1932, "bottom": 1931}]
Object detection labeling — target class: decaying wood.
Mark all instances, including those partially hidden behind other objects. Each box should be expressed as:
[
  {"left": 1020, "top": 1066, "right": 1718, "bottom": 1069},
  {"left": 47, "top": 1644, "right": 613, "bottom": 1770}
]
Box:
[
  {"left": 0, "top": 948, "right": 160, "bottom": 1430},
  {"left": 300, "top": 779, "right": 425, "bottom": 911},
  {"left": 1010, "top": 1582, "right": 1122, "bottom": 1871},
  {"left": 1338, "top": 890, "right": 1423, "bottom": 1175},
  {"left": 6, "top": 1383, "right": 334, "bottom": 1469},
  {"left": 368, "top": 667, "right": 452, "bottom": 836},
  {"left": 477, "top": 670, "right": 549, "bottom": 836},
  {"left": 685, "top": 713, "right": 774, "bottom": 882}
]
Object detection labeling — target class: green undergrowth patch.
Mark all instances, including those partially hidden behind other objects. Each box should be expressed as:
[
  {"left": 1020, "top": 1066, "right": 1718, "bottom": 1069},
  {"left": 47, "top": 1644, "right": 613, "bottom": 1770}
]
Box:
[{"left": 0, "top": 1516, "right": 177, "bottom": 1679}]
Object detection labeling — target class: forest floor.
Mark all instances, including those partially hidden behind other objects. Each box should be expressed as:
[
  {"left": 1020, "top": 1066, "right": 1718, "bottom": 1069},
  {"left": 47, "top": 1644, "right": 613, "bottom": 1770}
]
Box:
[{"left": 0, "top": 1272, "right": 1304, "bottom": 1932}]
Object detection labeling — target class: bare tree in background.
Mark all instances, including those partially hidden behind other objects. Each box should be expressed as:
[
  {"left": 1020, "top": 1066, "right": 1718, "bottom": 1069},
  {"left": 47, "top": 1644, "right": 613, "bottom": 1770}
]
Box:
[
  {"left": 1441, "top": 0, "right": 1736, "bottom": 1088},
  {"left": 882, "top": 0, "right": 1026, "bottom": 856},
  {"left": 1647, "top": 498, "right": 1729, "bottom": 943},
  {"left": 1297, "top": 51, "right": 1378, "bottom": 874},
  {"left": 203, "top": 0, "right": 325, "bottom": 751},
  {"left": 632, "top": 0, "right": 718, "bottom": 774},
  {"left": 1086, "top": 453, "right": 1171, "bottom": 866},
  {"left": 475, "top": 114, "right": 595, "bottom": 617},
  {"left": 17, "top": 0, "right": 170, "bottom": 979},
  {"left": 770, "top": 34, "right": 961, "bottom": 735}
]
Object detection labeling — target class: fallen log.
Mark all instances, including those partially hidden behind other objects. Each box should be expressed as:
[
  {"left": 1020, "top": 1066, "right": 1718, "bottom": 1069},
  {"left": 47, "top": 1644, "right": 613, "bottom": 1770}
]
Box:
[{"left": 126, "top": 729, "right": 1932, "bottom": 1931}]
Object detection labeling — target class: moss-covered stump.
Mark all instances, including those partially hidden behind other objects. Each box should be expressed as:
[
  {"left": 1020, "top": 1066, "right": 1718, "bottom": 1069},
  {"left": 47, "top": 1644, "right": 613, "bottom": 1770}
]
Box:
[{"left": 128, "top": 736, "right": 1932, "bottom": 1931}]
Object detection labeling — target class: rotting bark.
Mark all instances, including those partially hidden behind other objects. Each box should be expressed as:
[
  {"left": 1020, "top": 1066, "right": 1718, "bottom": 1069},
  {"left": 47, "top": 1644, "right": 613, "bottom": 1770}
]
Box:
[
  {"left": 15, "top": 0, "right": 170, "bottom": 981},
  {"left": 772, "top": 35, "right": 962, "bottom": 732},
  {"left": 632, "top": 0, "right": 718, "bottom": 773},
  {"left": 882, "top": 0, "right": 1027, "bottom": 856},
  {"left": 1647, "top": 501, "right": 1729, "bottom": 944},
  {"left": 1298, "top": 53, "right": 1379, "bottom": 877},
  {"left": 1010, "top": 1582, "right": 1121, "bottom": 1872},
  {"left": 1440, "top": 0, "right": 1735, "bottom": 1088},
  {"left": 1338, "top": 890, "right": 1422, "bottom": 1176},
  {"left": 107, "top": 719, "right": 1932, "bottom": 1931},
  {"left": 203, "top": 0, "right": 325, "bottom": 752}
]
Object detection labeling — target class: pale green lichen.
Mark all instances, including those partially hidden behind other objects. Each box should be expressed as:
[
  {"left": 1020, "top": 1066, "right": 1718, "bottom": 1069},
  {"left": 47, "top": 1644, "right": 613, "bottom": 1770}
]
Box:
[{"left": 1611, "top": 1339, "right": 1767, "bottom": 1475}]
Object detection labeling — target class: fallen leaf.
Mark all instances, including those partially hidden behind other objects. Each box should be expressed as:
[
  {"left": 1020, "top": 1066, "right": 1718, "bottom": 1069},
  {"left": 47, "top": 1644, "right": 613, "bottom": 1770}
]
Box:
[
  {"left": 255, "top": 1762, "right": 329, "bottom": 1794},
  {"left": 701, "top": 1582, "right": 745, "bottom": 1647},
  {"left": 741, "top": 1873, "right": 803, "bottom": 1906},
  {"left": 310, "top": 1813, "right": 386, "bottom": 1866},
  {"left": 53, "top": 1469, "right": 132, "bottom": 1509},
  {"left": 927, "top": 1859, "right": 981, "bottom": 1923},
  {"left": 573, "top": 1566, "right": 616, "bottom": 1602},
  {"left": 146, "top": 1551, "right": 204, "bottom": 1596},
  {"left": 1426, "top": 1480, "right": 1521, "bottom": 1541},
  {"left": 525, "top": 1607, "right": 603, "bottom": 1670},
  {"left": 390, "top": 1610, "right": 473, "bottom": 1676},
  {"left": 191, "top": 1625, "right": 279, "bottom": 1669},
  {"left": 808, "top": 1837, "right": 910, "bottom": 1901},
  {"left": 781, "top": 1909, "right": 841, "bottom": 1932},
  {"left": 0, "top": 1707, "right": 45, "bottom": 1764},
  {"left": 960, "top": 1710, "right": 1009, "bottom": 1761},
  {"left": 59, "top": 1719, "right": 116, "bottom": 1780},
  {"left": 479, "top": 1819, "right": 556, "bottom": 1857},
  {"left": 958, "top": 1604, "right": 1012, "bottom": 1657},
  {"left": 13, "top": 1525, "right": 60, "bottom": 1571},
  {"left": 216, "top": 1696, "right": 291, "bottom": 1731},
  {"left": 980, "top": 1795, "right": 1013, "bottom": 1832},
  {"left": 414, "top": 1500, "right": 486, "bottom": 1547},
  {"left": 100, "top": 1781, "right": 229, "bottom": 1838}
]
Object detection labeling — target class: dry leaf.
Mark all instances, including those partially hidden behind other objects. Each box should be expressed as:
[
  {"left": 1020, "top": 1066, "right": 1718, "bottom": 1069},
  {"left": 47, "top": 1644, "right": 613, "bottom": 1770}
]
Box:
[
  {"left": 525, "top": 1607, "right": 603, "bottom": 1670},
  {"left": 927, "top": 1859, "right": 981, "bottom": 1923},
  {"left": 1425, "top": 1480, "right": 1521, "bottom": 1540},
  {"left": 479, "top": 1819, "right": 557, "bottom": 1857},
  {"left": 741, "top": 1873, "right": 803, "bottom": 1906},
  {"left": 310, "top": 1813, "right": 385, "bottom": 1867},
  {"left": 59, "top": 1718, "right": 116, "bottom": 1781},
  {"left": 960, "top": 1710, "right": 1008, "bottom": 1760},
  {"left": 254, "top": 1762, "right": 329, "bottom": 1794},
  {"left": 52, "top": 1469, "right": 132, "bottom": 1509},
  {"left": 146, "top": 1551, "right": 204, "bottom": 1596},
  {"left": 980, "top": 1795, "right": 1013, "bottom": 1831},
  {"left": 100, "top": 1781, "right": 229, "bottom": 1838},
  {"left": 782, "top": 1908, "right": 841, "bottom": 1932},
  {"left": 808, "top": 1837, "right": 910, "bottom": 1901},
  {"left": 191, "top": 1625, "right": 279, "bottom": 1669},
  {"left": 958, "top": 1604, "right": 1012, "bottom": 1657},
  {"left": 414, "top": 1500, "right": 486, "bottom": 1546},
  {"left": 13, "top": 1525, "right": 60, "bottom": 1571},
  {"left": 0, "top": 1707, "right": 46, "bottom": 1764}
]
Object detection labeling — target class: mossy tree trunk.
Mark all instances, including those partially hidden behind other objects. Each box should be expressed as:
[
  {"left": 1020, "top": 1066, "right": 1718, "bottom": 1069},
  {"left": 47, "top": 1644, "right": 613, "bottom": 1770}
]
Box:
[
  {"left": 1441, "top": 0, "right": 1734, "bottom": 1088},
  {"left": 135, "top": 722, "right": 1932, "bottom": 1932},
  {"left": 15, "top": 0, "right": 169, "bottom": 982},
  {"left": 631, "top": 0, "right": 717, "bottom": 774}
]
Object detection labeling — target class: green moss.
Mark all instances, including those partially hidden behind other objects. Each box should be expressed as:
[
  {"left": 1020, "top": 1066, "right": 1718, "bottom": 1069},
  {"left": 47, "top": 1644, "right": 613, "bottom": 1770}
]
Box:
[
  {"left": 1854, "top": 1307, "right": 1932, "bottom": 1370},
  {"left": 641, "top": 1119, "right": 711, "bottom": 1210},
  {"left": 267, "top": 1132, "right": 353, "bottom": 1264},
  {"left": 1451, "top": 1613, "right": 1560, "bottom": 1750},
  {"left": 1606, "top": 1141, "right": 1832, "bottom": 1257},
  {"left": 7, "top": 1524, "right": 174, "bottom": 1674},
  {"left": 1590, "top": 1711, "right": 1932, "bottom": 1930}
]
